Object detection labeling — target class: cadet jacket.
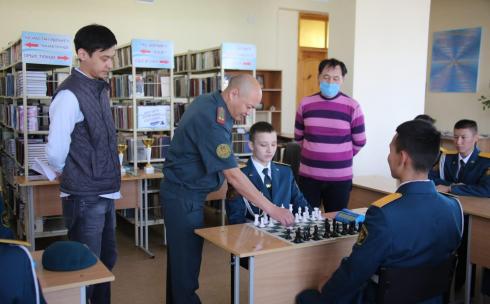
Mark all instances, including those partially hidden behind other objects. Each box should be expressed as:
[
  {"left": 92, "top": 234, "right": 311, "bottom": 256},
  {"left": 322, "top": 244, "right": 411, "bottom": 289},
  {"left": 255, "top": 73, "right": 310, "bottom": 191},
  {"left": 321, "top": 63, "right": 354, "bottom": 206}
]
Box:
[
  {"left": 226, "top": 158, "right": 310, "bottom": 224},
  {"left": 429, "top": 147, "right": 490, "bottom": 197},
  {"left": 0, "top": 240, "right": 46, "bottom": 304},
  {"left": 321, "top": 181, "right": 463, "bottom": 304}
]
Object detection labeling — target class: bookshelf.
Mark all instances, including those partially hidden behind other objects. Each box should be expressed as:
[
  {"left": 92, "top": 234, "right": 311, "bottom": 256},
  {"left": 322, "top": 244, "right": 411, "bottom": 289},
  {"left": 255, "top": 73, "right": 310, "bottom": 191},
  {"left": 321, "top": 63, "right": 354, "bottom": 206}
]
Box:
[
  {"left": 255, "top": 69, "right": 282, "bottom": 133},
  {"left": 110, "top": 39, "right": 174, "bottom": 253},
  {"left": 0, "top": 31, "right": 73, "bottom": 241},
  {"left": 173, "top": 43, "right": 257, "bottom": 157}
]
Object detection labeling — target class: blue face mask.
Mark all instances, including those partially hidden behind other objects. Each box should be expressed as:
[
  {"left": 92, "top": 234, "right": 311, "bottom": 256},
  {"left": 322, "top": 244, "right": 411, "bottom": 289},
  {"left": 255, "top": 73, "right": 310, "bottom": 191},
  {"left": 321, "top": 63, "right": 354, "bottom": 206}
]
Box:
[{"left": 320, "top": 82, "right": 340, "bottom": 98}]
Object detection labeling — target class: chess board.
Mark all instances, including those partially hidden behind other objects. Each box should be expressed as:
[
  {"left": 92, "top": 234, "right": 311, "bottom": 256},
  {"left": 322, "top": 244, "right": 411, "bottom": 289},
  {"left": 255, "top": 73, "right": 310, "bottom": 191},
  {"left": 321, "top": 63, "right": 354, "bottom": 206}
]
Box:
[{"left": 248, "top": 217, "right": 359, "bottom": 245}]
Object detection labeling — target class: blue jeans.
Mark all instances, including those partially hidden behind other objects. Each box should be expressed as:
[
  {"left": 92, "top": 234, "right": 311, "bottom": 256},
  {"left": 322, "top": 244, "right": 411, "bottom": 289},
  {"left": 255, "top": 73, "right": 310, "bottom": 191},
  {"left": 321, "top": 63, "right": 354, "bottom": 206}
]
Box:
[{"left": 62, "top": 195, "right": 117, "bottom": 304}]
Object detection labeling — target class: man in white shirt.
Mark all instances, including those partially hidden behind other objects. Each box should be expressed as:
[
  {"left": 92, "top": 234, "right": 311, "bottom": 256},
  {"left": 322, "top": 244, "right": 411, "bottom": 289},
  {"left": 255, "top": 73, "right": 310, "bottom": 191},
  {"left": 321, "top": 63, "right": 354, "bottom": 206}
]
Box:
[{"left": 46, "top": 24, "right": 119, "bottom": 304}]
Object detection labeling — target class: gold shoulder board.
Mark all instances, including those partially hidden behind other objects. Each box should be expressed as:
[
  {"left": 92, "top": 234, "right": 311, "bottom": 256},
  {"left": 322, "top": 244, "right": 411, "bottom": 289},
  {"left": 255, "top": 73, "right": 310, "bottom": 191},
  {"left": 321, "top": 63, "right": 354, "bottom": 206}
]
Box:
[
  {"left": 0, "top": 239, "right": 31, "bottom": 247},
  {"left": 478, "top": 152, "right": 490, "bottom": 159},
  {"left": 371, "top": 193, "right": 402, "bottom": 208}
]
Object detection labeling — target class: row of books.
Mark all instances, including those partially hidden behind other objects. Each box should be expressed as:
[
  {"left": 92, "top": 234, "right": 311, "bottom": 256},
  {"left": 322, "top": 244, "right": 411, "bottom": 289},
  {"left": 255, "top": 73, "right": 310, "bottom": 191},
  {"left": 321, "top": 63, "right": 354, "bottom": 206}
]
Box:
[
  {"left": 190, "top": 49, "right": 221, "bottom": 71},
  {"left": 173, "top": 103, "right": 188, "bottom": 127},
  {"left": 109, "top": 73, "right": 170, "bottom": 98},
  {"left": 112, "top": 46, "right": 132, "bottom": 69},
  {"left": 174, "top": 74, "right": 231, "bottom": 98},
  {"left": 232, "top": 132, "right": 251, "bottom": 155},
  {"left": 0, "top": 103, "right": 49, "bottom": 132},
  {"left": 123, "top": 134, "right": 171, "bottom": 162},
  {"left": 15, "top": 138, "right": 48, "bottom": 168},
  {"left": 0, "top": 71, "right": 68, "bottom": 97},
  {"left": 0, "top": 41, "right": 22, "bottom": 68},
  {"left": 174, "top": 55, "right": 188, "bottom": 73},
  {"left": 16, "top": 71, "right": 47, "bottom": 96}
]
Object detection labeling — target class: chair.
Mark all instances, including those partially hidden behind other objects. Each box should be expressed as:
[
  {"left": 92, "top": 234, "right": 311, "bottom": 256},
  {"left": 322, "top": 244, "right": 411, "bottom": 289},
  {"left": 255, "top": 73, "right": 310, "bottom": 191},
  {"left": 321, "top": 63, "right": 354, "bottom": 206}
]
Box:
[
  {"left": 282, "top": 141, "right": 301, "bottom": 181},
  {"left": 376, "top": 253, "right": 458, "bottom": 304}
]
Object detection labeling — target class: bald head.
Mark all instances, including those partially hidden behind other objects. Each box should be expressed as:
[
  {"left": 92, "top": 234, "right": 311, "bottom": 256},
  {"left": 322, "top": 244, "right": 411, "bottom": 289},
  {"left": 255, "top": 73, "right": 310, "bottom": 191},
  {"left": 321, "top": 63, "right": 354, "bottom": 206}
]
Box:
[
  {"left": 222, "top": 74, "right": 262, "bottom": 121},
  {"left": 226, "top": 74, "right": 260, "bottom": 96}
]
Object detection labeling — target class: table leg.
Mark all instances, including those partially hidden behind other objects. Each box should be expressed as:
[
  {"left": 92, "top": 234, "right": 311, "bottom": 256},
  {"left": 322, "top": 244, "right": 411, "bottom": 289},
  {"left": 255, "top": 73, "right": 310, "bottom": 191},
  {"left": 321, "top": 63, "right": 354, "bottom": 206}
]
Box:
[
  {"left": 79, "top": 286, "right": 86, "bottom": 304},
  {"left": 27, "top": 186, "right": 35, "bottom": 251},
  {"left": 249, "top": 256, "right": 254, "bottom": 304},
  {"left": 465, "top": 216, "right": 473, "bottom": 304},
  {"left": 234, "top": 255, "right": 240, "bottom": 304}
]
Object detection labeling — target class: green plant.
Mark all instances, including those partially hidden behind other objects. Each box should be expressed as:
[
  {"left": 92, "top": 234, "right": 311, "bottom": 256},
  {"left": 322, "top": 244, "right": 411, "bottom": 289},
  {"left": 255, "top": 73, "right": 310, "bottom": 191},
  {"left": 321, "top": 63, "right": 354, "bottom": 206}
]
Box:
[{"left": 479, "top": 95, "right": 490, "bottom": 110}]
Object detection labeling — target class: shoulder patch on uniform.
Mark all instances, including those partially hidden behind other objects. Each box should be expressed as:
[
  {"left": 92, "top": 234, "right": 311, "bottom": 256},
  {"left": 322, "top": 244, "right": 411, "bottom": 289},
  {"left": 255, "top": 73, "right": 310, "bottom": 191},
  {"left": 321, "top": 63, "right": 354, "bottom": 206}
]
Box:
[
  {"left": 0, "top": 239, "right": 31, "bottom": 247},
  {"left": 356, "top": 225, "right": 368, "bottom": 246},
  {"left": 478, "top": 152, "right": 490, "bottom": 159},
  {"left": 216, "top": 107, "right": 225, "bottom": 125},
  {"left": 440, "top": 192, "right": 459, "bottom": 199},
  {"left": 486, "top": 168, "right": 490, "bottom": 176},
  {"left": 272, "top": 161, "right": 290, "bottom": 167},
  {"left": 371, "top": 193, "right": 402, "bottom": 208},
  {"left": 216, "top": 144, "right": 231, "bottom": 159}
]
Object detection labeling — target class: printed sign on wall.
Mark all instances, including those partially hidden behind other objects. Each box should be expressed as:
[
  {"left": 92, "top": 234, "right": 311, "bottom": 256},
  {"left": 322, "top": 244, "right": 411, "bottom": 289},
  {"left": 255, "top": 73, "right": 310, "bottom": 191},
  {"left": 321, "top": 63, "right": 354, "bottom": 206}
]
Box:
[
  {"left": 222, "top": 43, "right": 256, "bottom": 70},
  {"left": 132, "top": 39, "right": 174, "bottom": 69},
  {"left": 21, "top": 31, "right": 72, "bottom": 66}
]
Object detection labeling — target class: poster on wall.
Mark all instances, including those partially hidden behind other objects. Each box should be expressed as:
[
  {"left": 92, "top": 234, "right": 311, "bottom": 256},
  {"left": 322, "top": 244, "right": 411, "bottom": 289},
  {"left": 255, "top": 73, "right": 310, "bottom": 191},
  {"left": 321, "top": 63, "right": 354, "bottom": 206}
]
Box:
[{"left": 429, "top": 27, "right": 482, "bottom": 93}]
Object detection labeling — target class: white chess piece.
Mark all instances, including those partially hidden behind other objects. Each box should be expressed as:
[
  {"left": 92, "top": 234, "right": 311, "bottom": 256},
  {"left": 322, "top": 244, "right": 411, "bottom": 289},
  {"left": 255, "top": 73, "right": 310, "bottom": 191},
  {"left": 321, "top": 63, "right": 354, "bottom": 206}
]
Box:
[
  {"left": 263, "top": 213, "right": 269, "bottom": 225},
  {"left": 298, "top": 207, "right": 302, "bottom": 216},
  {"left": 295, "top": 213, "right": 300, "bottom": 223},
  {"left": 268, "top": 218, "right": 274, "bottom": 227},
  {"left": 302, "top": 212, "right": 309, "bottom": 223},
  {"left": 254, "top": 214, "right": 260, "bottom": 226},
  {"left": 281, "top": 204, "right": 285, "bottom": 208},
  {"left": 259, "top": 217, "right": 266, "bottom": 228},
  {"left": 305, "top": 206, "right": 309, "bottom": 216},
  {"left": 289, "top": 204, "right": 293, "bottom": 213}
]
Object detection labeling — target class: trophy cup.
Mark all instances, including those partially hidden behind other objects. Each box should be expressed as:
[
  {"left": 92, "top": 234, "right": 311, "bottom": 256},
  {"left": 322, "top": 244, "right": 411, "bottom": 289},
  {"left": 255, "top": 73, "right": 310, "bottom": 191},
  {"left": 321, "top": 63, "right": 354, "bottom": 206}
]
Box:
[
  {"left": 117, "top": 143, "right": 128, "bottom": 175},
  {"left": 143, "top": 137, "right": 155, "bottom": 174}
]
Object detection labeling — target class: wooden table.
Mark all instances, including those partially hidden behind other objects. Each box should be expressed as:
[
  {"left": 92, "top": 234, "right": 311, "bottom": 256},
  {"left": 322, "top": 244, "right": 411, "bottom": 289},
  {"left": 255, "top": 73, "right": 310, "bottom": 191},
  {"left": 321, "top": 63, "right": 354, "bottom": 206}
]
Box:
[
  {"left": 195, "top": 209, "right": 366, "bottom": 304},
  {"left": 459, "top": 196, "right": 490, "bottom": 304},
  {"left": 15, "top": 172, "right": 163, "bottom": 253},
  {"left": 32, "top": 250, "right": 114, "bottom": 304}
]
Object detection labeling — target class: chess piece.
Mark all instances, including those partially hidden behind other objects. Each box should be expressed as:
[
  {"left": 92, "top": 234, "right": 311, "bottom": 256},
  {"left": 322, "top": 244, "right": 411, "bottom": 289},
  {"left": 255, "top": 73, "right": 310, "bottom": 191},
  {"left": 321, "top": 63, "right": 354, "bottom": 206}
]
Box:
[
  {"left": 305, "top": 206, "right": 309, "bottom": 217},
  {"left": 303, "top": 229, "right": 310, "bottom": 241},
  {"left": 341, "top": 222, "right": 348, "bottom": 235},
  {"left": 302, "top": 212, "right": 308, "bottom": 223},
  {"left": 348, "top": 221, "right": 356, "bottom": 235},
  {"left": 289, "top": 204, "right": 293, "bottom": 213},
  {"left": 254, "top": 214, "right": 260, "bottom": 226},
  {"left": 259, "top": 217, "right": 266, "bottom": 228},
  {"left": 268, "top": 218, "right": 274, "bottom": 228},
  {"left": 298, "top": 207, "right": 302, "bottom": 216},
  {"left": 284, "top": 228, "right": 292, "bottom": 240},
  {"left": 293, "top": 228, "right": 303, "bottom": 244},
  {"left": 295, "top": 213, "right": 300, "bottom": 223},
  {"left": 323, "top": 219, "right": 331, "bottom": 239},
  {"left": 143, "top": 137, "right": 155, "bottom": 174},
  {"left": 263, "top": 213, "right": 269, "bottom": 225},
  {"left": 331, "top": 220, "right": 339, "bottom": 237},
  {"left": 312, "top": 225, "right": 321, "bottom": 240}
]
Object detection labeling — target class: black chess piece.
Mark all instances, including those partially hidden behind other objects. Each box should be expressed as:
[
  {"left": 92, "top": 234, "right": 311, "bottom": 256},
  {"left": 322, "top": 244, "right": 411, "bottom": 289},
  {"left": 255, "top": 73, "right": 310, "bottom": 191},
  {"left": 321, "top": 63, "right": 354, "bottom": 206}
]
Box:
[
  {"left": 331, "top": 221, "right": 339, "bottom": 238},
  {"left": 293, "top": 227, "right": 303, "bottom": 243},
  {"left": 312, "top": 225, "right": 321, "bottom": 241},
  {"left": 348, "top": 221, "right": 356, "bottom": 235},
  {"left": 303, "top": 228, "right": 310, "bottom": 241},
  {"left": 323, "top": 219, "right": 331, "bottom": 239},
  {"left": 341, "top": 222, "right": 348, "bottom": 235},
  {"left": 284, "top": 228, "right": 292, "bottom": 240}
]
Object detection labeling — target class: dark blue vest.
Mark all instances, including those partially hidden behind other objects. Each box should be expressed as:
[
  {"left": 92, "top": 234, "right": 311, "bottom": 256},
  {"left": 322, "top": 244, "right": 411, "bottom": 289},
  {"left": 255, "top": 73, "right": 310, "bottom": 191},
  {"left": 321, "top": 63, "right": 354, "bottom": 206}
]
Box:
[{"left": 53, "top": 68, "right": 120, "bottom": 195}]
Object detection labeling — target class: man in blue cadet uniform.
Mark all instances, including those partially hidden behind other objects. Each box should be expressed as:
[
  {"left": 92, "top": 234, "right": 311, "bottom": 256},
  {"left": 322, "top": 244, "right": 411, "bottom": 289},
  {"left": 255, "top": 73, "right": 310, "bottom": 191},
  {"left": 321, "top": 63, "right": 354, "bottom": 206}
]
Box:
[
  {"left": 297, "top": 119, "right": 464, "bottom": 304},
  {"left": 429, "top": 119, "right": 490, "bottom": 295},
  {"left": 226, "top": 121, "right": 310, "bottom": 224},
  {"left": 0, "top": 193, "right": 46, "bottom": 304},
  {"left": 429, "top": 119, "right": 490, "bottom": 197},
  {"left": 161, "top": 74, "right": 295, "bottom": 304},
  {"left": 46, "top": 24, "right": 119, "bottom": 304}
]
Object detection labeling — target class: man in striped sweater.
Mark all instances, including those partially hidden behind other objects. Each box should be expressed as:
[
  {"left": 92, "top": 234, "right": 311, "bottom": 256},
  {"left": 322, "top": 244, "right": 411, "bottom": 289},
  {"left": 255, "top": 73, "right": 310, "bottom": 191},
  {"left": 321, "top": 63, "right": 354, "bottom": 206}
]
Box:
[{"left": 295, "top": 58, "right": 366, "bottom": 212}]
